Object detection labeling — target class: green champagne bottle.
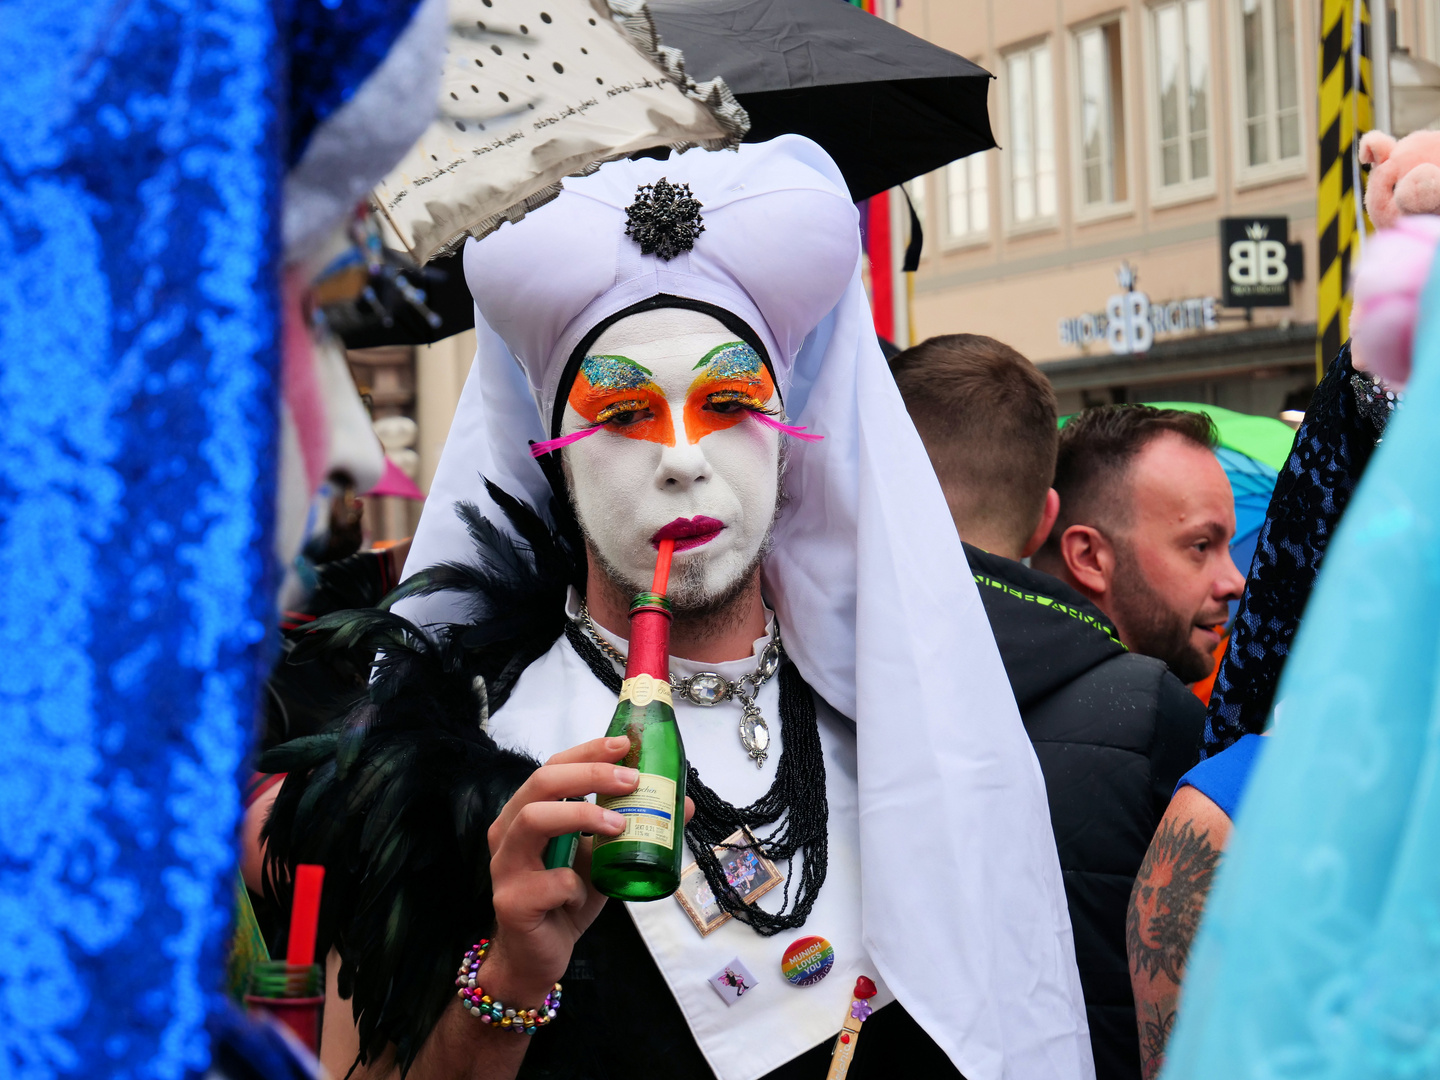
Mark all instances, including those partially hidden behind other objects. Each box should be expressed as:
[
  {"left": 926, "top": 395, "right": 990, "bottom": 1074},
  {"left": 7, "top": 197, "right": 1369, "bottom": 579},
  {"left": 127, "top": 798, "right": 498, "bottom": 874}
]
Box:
[{"left": 590, "top": 545, "right": 686, "bottom": 901}]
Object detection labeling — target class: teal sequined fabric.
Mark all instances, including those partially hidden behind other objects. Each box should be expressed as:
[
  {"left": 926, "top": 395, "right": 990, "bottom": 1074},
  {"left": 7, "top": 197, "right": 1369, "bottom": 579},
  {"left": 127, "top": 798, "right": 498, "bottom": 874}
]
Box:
[{"left": 1166, "top": 248, "right": 1440, "bottom": 1080}]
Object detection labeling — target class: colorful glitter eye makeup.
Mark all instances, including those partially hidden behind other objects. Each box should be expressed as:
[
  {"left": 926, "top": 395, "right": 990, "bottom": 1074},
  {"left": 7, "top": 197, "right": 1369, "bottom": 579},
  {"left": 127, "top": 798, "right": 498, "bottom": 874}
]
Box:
[
  {"left": 567, "top": 354, "right": 675, "bottom": 446},
  {"left": 685, "top": 342, "right": 777, "bottom": 442},
  {"left": 692, "top": 341, "right": 766, "bottom": 380}
]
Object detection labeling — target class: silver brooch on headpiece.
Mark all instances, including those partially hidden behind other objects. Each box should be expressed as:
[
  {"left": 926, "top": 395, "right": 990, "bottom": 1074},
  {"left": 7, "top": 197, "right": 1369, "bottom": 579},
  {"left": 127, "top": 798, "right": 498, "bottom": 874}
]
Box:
[{"left": 624, "top": 178, "right": 704, "bottom": 261}]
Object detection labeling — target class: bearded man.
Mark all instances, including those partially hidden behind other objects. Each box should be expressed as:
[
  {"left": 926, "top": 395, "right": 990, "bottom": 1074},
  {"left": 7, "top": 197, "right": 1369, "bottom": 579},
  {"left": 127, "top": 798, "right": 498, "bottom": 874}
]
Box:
[
  {"left": 260, "top": 137, "right": 1092, "bottom": 1080},
  {"left": 1032, "top": 407, "right": 1246, "bottom": 686}
]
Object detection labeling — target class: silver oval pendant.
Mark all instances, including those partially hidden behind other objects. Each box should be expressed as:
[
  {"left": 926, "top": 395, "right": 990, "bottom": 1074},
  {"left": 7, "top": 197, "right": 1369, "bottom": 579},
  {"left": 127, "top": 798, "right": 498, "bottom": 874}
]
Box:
[
  {"left": 739, "top": 711, "right": 770, "bottom": 767},
  {"left": 686, "top": 672, "right": 729, "bottom": 706}
]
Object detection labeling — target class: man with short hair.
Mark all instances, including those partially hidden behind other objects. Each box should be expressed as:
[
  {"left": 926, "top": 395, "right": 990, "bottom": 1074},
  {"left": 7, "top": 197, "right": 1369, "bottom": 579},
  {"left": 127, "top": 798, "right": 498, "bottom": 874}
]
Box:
[
  {"left": 1031, "top": 406, "right": 1247, "bottom": 684},
  {"left": 891, "top": 334, "right": 1061, "bottom": 560},
  {"left": 892, "top": 338, "right": 1206, "bottom": 1080}
]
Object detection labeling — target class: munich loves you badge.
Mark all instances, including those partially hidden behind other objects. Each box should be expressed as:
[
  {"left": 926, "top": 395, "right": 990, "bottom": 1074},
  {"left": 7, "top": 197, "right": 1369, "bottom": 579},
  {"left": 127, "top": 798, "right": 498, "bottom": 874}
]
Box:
[{"left": 781, "top": 936, "right": 834, "bottom": 986}]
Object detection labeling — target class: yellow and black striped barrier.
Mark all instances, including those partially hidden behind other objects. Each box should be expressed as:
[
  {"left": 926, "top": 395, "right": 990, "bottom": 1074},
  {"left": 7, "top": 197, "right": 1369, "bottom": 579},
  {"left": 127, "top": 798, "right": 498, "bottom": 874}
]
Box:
[{"left": 1317, "top": 0, "right": 1373, "bottom": 378}]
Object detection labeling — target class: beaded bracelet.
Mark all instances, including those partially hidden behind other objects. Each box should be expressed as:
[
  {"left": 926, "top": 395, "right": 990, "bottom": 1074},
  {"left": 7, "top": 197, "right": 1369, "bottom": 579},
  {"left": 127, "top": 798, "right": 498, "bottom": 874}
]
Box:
[{"left": 454, "top": 939, "right": 562, "bottom": 1034}]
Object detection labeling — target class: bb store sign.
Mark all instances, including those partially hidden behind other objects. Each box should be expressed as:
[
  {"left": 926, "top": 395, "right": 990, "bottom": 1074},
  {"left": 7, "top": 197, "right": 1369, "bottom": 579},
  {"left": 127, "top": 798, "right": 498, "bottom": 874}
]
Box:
[
  {"left": 1219, "top": 216, "right": 1303, "bottom": 308},
  {"left": 1057, "top": 263, "right": 1218, "bottom": 355},
  {"left": 1057, "top": 217, "right": 1300, "bottom": 355}
]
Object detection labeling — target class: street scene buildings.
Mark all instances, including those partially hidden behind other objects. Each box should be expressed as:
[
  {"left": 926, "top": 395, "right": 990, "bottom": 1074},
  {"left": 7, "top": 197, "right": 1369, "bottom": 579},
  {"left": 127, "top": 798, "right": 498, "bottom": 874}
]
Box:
[{"left": 898, "top": 0, "right": 1439, "bottom": 414}]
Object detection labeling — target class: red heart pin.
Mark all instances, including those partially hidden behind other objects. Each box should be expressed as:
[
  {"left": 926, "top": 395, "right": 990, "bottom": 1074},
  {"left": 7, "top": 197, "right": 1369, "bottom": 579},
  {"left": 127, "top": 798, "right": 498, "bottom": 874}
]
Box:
[{"left": 853, "top": 976, "right": 878, "bottom": 999}]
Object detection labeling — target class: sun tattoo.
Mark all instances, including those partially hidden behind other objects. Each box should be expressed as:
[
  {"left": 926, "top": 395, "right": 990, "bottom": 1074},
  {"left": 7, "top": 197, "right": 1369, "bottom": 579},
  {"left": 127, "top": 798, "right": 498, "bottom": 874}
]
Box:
[{"left": 1126, "top": 817, "right": 1221, "bottom": 983}]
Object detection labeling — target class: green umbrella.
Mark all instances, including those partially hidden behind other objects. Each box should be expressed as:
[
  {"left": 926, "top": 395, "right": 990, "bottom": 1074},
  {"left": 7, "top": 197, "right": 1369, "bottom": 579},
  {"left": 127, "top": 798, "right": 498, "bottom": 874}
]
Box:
[{"left": 1143, "top": 402, "right": 1296, "bottom": 472}]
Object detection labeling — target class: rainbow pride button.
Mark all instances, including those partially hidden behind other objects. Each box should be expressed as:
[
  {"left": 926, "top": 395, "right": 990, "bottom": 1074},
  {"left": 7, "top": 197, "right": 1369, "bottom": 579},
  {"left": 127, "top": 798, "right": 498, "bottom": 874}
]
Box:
[{"left": 781, "top": 935, "right": 835, "bottom": 987}]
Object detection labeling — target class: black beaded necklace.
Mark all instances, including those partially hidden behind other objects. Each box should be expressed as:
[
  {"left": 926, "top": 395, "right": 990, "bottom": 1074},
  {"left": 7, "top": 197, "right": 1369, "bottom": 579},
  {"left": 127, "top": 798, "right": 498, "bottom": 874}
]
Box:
[{"left": 563, "top": 620, "right": 829, "bottom": 936}]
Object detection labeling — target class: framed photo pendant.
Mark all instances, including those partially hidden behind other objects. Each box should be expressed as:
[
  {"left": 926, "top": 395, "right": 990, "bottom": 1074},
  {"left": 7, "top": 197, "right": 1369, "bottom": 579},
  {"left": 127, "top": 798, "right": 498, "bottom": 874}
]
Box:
[{"left": 674, "top": 828, "right": 783, "bottom": 936}]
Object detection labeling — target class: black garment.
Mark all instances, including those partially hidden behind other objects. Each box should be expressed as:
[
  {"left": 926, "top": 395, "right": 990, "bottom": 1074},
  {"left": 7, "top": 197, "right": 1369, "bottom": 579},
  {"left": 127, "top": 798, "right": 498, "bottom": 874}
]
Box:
[
  {"left": 521, "top": 901, "right": 963, "bottom": 1080},
  {"left": 262, "top": 487, "right": 965, "bottom": 1076},
  {"left": 264, "top": 548, "right": 399, "bottom": 749},
  {"left": 965, "top": 544, "right": 1204, "bottom": 1080},
  {"left": 1203, "top": 343, "right": 1393, "bottom": 756}
]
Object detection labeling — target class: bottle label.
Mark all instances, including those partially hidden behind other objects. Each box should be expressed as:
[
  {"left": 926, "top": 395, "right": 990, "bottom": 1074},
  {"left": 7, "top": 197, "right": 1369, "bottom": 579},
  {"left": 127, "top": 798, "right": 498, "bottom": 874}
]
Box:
[
  {"left": 620, "top": 673, "right": 673, "bottom": 707},
  {"left": 595, "top": 773, "right": 677, "bottom": 850}
]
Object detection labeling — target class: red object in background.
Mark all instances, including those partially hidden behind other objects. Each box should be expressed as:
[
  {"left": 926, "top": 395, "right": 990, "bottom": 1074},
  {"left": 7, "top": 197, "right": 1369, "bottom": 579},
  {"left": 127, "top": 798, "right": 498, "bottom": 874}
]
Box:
[
  {"left": 1190, "top": 631, "right": 1230, "bottom": 705},
  {"left": 248, "top": 994, "right": 324, "bottom": 1050},
  {"left": 244, "top": 863, "right": 327, "bottom": 1052},
  {"left": 287, "top": 864, "right": 326, "bottom": 966},
  {"left": 866, "top": 192, "right": 894, "bottom": 341},
  {"left": 850, "top": 0, "right": 896, "bottom": 343}
]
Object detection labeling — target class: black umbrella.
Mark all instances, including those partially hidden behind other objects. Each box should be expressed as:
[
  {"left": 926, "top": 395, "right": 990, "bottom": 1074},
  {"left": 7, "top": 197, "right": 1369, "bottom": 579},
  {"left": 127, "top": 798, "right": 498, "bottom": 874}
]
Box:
[
  {"left": 333, "top": 0, "right": 993, "bottom": 348},
  {"left": 650, "top": 0, "right": 993, "bottom": 203}
]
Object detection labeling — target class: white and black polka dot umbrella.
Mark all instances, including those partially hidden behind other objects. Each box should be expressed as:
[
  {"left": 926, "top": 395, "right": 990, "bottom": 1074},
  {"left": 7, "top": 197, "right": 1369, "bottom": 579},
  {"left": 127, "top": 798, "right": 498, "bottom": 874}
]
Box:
[{"left": 374, "top": 0, "right": 746, "bottom": 265}]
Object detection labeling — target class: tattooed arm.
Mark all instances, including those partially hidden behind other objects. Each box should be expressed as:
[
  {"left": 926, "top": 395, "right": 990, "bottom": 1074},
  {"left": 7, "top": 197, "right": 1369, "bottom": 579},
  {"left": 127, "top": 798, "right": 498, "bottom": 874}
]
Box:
[{"left": 1126, "top": 785, "right": 1232, "bottom": 1080}]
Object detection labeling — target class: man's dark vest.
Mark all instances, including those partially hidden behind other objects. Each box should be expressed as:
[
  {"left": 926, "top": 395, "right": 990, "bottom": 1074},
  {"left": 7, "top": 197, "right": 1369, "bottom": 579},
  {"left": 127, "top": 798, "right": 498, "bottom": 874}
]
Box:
[{"left": 966, "top": 544, "right": 1205, "bottom": 1080}]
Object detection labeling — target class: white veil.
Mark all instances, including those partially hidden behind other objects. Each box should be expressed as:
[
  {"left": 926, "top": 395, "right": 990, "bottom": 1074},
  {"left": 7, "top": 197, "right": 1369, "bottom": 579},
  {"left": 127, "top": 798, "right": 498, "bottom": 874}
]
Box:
[{"left": 396, "top": 136, "right": 1093, "bottom": 1080}]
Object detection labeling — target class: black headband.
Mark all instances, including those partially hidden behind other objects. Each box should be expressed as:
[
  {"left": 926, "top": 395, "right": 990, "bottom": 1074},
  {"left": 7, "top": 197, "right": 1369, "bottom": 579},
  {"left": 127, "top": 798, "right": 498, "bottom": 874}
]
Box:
[{"left": 548, "top": 294, "right": 776, "bottom": 439}]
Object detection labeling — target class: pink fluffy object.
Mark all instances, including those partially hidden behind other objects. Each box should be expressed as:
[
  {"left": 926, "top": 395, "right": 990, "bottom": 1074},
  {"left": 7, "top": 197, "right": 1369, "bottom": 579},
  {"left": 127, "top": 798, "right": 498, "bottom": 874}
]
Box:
[
  {"left": 1351, "top": 214, "right": 1440, "bottom": 388},
  {"left": 1360, "top": 130, "right": 1440, "bottom": 227}
]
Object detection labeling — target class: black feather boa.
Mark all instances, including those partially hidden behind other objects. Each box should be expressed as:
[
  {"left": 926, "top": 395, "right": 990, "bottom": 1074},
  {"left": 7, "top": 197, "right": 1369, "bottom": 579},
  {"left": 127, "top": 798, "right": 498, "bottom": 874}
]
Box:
[{"left": 260, "top": 480, "right": 584, "bottom": 1072}]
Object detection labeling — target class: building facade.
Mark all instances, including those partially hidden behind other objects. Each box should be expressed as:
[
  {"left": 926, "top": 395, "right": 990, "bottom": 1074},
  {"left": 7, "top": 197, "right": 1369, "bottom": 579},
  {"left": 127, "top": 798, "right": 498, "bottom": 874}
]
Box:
[{"left": 896, "top": 0, "right": 1440, "bottom": 416}]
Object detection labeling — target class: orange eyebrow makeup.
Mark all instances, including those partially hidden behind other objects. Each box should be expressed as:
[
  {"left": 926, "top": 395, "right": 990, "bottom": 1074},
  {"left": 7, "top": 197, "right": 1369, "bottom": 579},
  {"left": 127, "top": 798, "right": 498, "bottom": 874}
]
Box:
[
  {"left": 684, "top": 342, "right": 776, "bottom": 443},
  {"left": 567, "top": 354, "right": 675, "bottom": 446}
]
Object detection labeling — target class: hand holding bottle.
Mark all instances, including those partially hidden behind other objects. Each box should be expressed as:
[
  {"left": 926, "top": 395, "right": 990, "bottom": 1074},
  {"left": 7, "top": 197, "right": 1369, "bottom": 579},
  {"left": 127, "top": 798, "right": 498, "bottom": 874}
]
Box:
[
  {"left": 484, "top": 735, "right": 695, "bottom": 1000},
  {"left": 484, "top": 735, "right": 633, "bottom": 993}
]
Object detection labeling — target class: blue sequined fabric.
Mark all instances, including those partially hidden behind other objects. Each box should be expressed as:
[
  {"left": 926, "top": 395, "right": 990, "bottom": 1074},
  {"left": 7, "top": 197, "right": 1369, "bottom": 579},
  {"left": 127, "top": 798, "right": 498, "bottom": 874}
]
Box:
[
  {"left": 1202, "top": 343, "right": 1393, "bottom": 758},
  {"left": 286, "top": 0, "right": 425, "bottom": 165},
  {"left": 3, "top": 0, "right": 431, "bottom": 1069},
  {"left": 0, "top": 2, "right": 284, "bottom": 1072}
]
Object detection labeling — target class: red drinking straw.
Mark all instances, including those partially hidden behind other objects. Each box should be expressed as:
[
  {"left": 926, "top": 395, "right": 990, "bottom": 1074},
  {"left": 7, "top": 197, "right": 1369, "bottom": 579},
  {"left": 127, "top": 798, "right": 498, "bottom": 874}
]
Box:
[
  {"left": 286, "top": 864, "right": 325, "bottom": 966},
  {"left": 651, "top": 538, "right": 675, "bottom": 595}
]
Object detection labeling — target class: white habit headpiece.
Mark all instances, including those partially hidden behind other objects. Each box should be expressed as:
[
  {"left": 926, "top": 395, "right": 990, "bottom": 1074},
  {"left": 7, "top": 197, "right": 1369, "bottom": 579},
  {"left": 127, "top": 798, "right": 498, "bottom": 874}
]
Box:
[{"left": 399, "top": 135, "right": 1093, "bottom": 1080}]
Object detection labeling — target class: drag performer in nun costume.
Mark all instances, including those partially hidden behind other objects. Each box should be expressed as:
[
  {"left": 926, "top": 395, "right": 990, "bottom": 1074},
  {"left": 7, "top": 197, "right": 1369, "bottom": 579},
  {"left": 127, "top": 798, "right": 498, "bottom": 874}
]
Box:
[{"left": 261, "top": 136, "right": 1093, "bottom": 1080}]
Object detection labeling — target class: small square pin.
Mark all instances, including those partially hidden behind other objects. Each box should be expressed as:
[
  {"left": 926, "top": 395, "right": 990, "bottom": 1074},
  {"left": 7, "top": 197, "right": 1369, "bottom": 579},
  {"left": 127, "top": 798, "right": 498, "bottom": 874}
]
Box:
[{"left": 707, "top": 957, "right": 758, "bottom": 1005}]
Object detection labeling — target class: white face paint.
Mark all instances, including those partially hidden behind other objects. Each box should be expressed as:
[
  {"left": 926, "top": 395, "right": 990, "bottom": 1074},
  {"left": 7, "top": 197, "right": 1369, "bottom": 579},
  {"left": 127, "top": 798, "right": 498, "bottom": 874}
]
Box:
[{"left": 560, "top": 307, "right": 782, "bottom": 607}]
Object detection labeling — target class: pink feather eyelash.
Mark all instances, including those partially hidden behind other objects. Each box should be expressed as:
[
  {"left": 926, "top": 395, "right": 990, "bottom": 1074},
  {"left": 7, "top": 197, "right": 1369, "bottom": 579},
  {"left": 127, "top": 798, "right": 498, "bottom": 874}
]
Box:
[
  {"left": 530, "top": 426, "right": 603, "bottom": 458},
  {"left": 751, "top": 412, "right": 823, "bottom": 442}
]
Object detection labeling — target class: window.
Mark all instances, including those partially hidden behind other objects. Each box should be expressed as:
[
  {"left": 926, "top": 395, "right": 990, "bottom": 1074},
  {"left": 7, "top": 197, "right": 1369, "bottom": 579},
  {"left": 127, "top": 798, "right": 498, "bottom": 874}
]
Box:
[
  {"left": 1075, "top": 21, "right": 1128, "bottom": 206},
  {"left": 1238, "top": 0, "right": 1301, "bottom": 170},
  {"left": 945, "top": 153, "right": 989, "bottom": 241},
  {"left": 1006, "top": 43, "right": 1057, "bottom": 224},
  {"left": 1152, "top": 0, "right": 1211, "bottom": 188}
]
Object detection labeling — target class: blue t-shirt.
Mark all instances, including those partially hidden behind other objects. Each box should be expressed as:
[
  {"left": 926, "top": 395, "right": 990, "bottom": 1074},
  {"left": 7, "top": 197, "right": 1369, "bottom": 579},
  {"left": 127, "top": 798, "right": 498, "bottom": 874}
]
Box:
[{"left": 1175, "top": 734, "right": 1265, "bottom": 821}]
